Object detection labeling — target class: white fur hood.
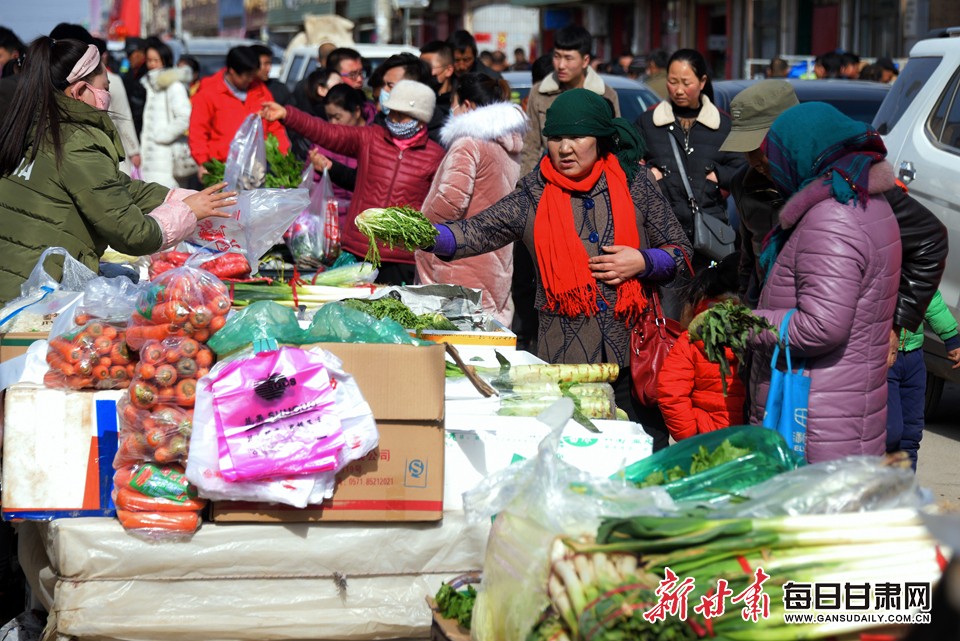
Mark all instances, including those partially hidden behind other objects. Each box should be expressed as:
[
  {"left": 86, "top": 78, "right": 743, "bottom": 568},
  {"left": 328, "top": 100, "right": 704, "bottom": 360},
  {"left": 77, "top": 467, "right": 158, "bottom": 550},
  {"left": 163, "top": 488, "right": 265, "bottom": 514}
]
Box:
[
  {"left": 440, "top": 101, "right": 529, "bottom": 152},
  {"left": 143, "top": 66, "right": 193, "bottom": 92}
]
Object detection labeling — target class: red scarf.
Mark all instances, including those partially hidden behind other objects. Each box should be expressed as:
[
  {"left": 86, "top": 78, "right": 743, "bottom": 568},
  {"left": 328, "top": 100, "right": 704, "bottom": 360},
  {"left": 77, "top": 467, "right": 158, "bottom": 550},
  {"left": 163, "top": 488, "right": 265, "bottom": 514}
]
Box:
[{"left": 534, "top": 155, "right": 647, "bottom": 325}]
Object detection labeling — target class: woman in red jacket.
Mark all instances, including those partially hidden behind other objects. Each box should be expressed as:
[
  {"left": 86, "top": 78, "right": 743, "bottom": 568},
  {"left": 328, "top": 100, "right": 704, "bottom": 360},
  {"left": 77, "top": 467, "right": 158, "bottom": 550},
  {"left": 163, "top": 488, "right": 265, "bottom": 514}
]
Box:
[
  {"left": 261, "top": 80, "right": 445, "bottom": 286},
  {"left": 656, "top": 253, "right": 746, "bottom": 441}
]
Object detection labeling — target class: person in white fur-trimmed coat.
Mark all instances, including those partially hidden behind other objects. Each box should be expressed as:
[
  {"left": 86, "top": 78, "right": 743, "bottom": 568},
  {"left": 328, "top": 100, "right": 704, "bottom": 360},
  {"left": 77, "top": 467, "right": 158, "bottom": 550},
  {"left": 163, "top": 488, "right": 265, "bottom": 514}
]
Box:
[
  {"left": 139, "top": 39, "right": 192, "bottom": 188},
  {"left": 415, "top": 72, "right": 528, "bottom": 325}
]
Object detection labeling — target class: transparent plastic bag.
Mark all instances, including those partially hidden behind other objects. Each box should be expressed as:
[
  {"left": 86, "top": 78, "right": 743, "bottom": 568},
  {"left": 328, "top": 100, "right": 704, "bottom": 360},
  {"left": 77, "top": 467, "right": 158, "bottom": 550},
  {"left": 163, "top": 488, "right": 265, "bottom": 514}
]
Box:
[
  {"left": 44, "top": 319, "right": 134, "bottom": 390},
  {"left": 127, "top": 265, "right": 230, "bottom": 350},
  {"left": 618, "top": 424, "right": 803, "bottom": 505},
  {"left": 708, "top": 455, "right": 930, "bottom": 518},
  {"left": 0, "top": 247, "right": 96, "bottom": 331},
  {"left": 186, "top": 346, "right": 378, "bottom": 507},
  {"left": 284, "top": 168, "right": 340, "bottom": 265},
  {"left": 113, "top": 463, "right": 204, "bottom": 540},
  {"left": 464, "top": 399, "right": 674, "bottom": 641},
  {"left": 223, "top": 114, "right": 267, "bottom": 192}
]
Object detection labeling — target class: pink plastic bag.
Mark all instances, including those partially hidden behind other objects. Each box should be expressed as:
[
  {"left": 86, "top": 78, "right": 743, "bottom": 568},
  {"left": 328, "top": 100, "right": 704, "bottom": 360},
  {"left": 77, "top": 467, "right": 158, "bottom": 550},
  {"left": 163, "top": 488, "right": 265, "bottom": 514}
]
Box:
[{"left": 210, "top": 347, "right": 344, "bottom": 482}]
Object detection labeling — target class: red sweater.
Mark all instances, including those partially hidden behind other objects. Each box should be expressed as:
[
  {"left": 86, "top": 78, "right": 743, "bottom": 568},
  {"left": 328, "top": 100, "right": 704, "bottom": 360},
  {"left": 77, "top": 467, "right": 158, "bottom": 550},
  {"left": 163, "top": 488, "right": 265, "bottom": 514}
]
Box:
[
  {"left": 656, "top": 331, "right": 746, "bottom": 441},
  {"left": 283, "top": 106, "right": 445, "bottom": 264},
  {"left": 189, "top": 69, "right": 290, "bottom": 165}
]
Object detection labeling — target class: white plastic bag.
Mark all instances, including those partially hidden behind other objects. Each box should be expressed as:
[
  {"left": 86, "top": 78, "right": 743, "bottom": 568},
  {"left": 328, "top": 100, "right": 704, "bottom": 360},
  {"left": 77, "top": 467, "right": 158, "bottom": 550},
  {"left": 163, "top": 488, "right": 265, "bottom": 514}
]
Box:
[
  {"left": 0, "top": 248, "right": 96, "bottom": 332},
  {"left": 284, "top": 168, "right": 340, "bottom": 265},
  {"left": 223, "top": 114, "right": 267, "bottom": 193},
  {"left": 189, "top": 188, "right": 309, "bottom": 263},
  {"left": 186, "top": 346, "right": 378, "bottom": 507}
]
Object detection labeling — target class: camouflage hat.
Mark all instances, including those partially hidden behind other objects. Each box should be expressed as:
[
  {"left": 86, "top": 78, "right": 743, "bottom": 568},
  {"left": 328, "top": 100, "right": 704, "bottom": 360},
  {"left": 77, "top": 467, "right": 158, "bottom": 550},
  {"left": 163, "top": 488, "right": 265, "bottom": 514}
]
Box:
[{"left": 719, "top": 79, "right": 799, "bottom": 152}]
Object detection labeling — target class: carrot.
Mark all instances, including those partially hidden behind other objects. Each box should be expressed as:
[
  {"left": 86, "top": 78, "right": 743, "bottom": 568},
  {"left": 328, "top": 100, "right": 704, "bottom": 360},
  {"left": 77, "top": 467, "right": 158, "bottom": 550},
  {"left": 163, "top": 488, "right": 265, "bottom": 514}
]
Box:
[
  {"left": 43, "top": 371, "right": 62, "bottom": 388},
  {"left": 130, "top": 381, "right": 159, "bottom": 410},
  {"left": 154, "top": 364, "right": 178, "bottom": 387},
  {"left": 209, "top": 315, "right": 226, "bottom": 333},
  {"left": 64, "top": 376, "right": 94, "bottom": 388},
  {"left": 145, "top": 427, "right": 167, "bottom": 449},
  {"left": 85, "top": 322, "right": 105, "bottom": 337},
  {"left": 138, "top": 362, "right": 156, "bottom": 380},
  {"left": 126, "top": 325, "right": 171, "bottom": 350},
  {"left": 46, "top": 353, "right": 77, "bottom": 377},
  {"left": 74, "top": 313, "right": 92, "bottom": 326},
  {"left": 192, "top": 329, "right": 210, "bottom": 343},
  {"left": 114, "top": 487, "right": 206, "bottom": 512},
  {"left": 195, "top": 349, "right": 213, "bottom": 368},
  {"left": 176, "top": 357, "right": 197, "bottom": 378},
  {"left": 145, "top": 302, "right": 190, "bottom": 325},
  {"left": 109, "top": 342, "right": 131, "bottom": 365},
  {"left": 179, "top": 338, "right": 200, "bottom": 358},
  {"left": 116, "top": 509, "right": 199, "bottom": 533},
  {"left": 110, "top": 365, "right": 129, "bottom": 381},
  {"left": 189, "top": 307, "right": 212, "bottom": 328},
  {"left": 102, "top": 325, "right": 118, "bottom": 340},
  {"left": 175, "top": 379, "right": 196, "bottom": 407},
  {"left": 94, "top": 336, "right": 113, "bottom": 355},
  {"left": 126, "top": 363, "right": 136, "bottom": 379},
  {"left": 164, "top": 347, "right": 181, "bottom": 363},
  {"left": 49, "top": 337, "right": 80, "bottom": 363},
  {"left": 153, "top": 446, "right": 177, "bottom": 463},
  {"left": 210, "top": 295, "right": 231, "bottom": 316},
  {"left": 196, "top": 367, "right": 210, "bottom": 379},
  {"left": 121, "top": 402, "right": 140, "bottom": 426},
  {"left": 157, "top": 388, "right": 176, "bottom": 404},
  {"left": 98, "top": 356, "right": 112, "bottom": 368},
  {"left": 92, "top": 365, "right": 110, "bottom": 381}
]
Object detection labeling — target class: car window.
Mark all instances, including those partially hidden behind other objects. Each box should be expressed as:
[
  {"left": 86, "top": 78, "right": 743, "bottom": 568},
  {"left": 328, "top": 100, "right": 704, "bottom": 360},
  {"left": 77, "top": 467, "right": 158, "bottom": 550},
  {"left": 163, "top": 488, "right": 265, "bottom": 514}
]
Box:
[
  {"left": 927, "top": 69, "right": 960, "bottom": 151},
  {"left": 874, "top": 57, "right": 942, "bottom": 134},
  {"left": 286, "top": 55, "right": 307, "bottom": 87},
  {"left": 824, "top": 99, "right": 885, "bottom": 124}
]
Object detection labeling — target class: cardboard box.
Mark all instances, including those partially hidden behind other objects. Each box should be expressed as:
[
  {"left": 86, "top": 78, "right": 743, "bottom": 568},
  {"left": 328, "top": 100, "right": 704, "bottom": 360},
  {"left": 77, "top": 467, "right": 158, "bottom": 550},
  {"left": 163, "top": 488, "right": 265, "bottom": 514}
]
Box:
[
  {"left": 212, "top": 342, "right": 446, "bottom": 523},
  {"left": 2, "top": 384, "right": 121, "bottom": 520},
  {"left": 0, "top": 332, "right": 49, "bottom": 363}
]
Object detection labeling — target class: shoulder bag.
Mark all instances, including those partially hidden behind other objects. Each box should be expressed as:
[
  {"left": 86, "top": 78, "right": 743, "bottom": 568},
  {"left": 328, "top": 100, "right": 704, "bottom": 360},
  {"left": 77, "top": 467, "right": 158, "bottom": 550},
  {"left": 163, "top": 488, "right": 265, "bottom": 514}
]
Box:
[
  {"left": 667, "top": 132, "right": 736, "bottom": 260},
  {"left": 630, "top": 245, "right": 694, "bottom": 407},
  {"left": 762, "top": 309, "right": 810, "bottom": 456},
  {"left": 166, "top": 90, "right": 198, "bottom": 180}
]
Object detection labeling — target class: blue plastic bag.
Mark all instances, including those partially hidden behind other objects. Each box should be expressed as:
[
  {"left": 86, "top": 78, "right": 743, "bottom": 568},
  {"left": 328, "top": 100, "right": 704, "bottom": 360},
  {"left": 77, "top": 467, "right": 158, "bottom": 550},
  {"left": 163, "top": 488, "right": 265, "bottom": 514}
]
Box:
[{"left": 762, "top": 309, "right": 810, "bottom": 456}]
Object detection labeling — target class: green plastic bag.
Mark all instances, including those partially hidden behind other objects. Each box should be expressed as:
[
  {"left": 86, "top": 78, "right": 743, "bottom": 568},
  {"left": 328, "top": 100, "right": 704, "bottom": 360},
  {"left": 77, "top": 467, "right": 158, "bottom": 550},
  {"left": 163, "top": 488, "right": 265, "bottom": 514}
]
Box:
[
  {"left": 302, "top": 302, "right": 424, "bottom": 346},
  {"left": 208, "top": 301, "right": 305, "bottom": 355},
  {"left": 617, "top": 425, "right": 804, "bottom": 505}
]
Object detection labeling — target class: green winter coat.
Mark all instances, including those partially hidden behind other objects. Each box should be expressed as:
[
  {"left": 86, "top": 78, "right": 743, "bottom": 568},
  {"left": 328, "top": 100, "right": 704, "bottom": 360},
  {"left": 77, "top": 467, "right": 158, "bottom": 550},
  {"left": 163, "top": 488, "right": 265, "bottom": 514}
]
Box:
[
  {"left": 0, "top": 95, "right": 167, "bottom": 304},
  {"left": 899, "top": 290, "right": 959, "bottom": 352}
]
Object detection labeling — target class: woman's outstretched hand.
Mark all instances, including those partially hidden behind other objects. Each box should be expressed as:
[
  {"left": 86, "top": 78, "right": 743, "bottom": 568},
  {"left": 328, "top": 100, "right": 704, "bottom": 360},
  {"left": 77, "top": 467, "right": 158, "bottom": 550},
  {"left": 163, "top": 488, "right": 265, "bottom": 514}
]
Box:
[
  {"left": 182, "top": 182, "right": 237, "bottom": 220},
  {"left": 261, "top": 101, "right": 287, "bottom": 122},
  {"left": 589, "top": 245, "right": 646, "bottom": 286}
]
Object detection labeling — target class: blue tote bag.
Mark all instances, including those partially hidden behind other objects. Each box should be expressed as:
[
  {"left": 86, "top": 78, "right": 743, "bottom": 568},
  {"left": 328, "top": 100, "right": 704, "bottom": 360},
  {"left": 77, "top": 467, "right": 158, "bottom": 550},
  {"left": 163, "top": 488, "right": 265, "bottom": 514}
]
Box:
[{"left": 762, "top": 309, "right": 810, "bottom": 456}]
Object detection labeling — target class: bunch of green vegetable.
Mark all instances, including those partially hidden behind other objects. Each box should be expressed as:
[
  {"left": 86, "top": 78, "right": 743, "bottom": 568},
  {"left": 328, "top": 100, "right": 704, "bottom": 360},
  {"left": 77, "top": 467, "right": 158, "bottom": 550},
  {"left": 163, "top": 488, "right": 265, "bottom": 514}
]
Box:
[
  {"left": 532, "top": 508, "right": 941, "bottom": 641},
  {"left": 341, "top": 297, "right": 458, "bottom": 332},
  {"left": 354, "top": 206, "right": 439, "bottom": 268},
  {"left": 687, "top": 300, "right": 777, "bottom": 395},
  {"left": 435, "top": 582, "right": 478, "bottom": 629},
  {"left": 638, "top": 440, "right": 751, "bottom": 489},
  {"left": 201, "top": 135, "right": 304, "bottom": 189}
]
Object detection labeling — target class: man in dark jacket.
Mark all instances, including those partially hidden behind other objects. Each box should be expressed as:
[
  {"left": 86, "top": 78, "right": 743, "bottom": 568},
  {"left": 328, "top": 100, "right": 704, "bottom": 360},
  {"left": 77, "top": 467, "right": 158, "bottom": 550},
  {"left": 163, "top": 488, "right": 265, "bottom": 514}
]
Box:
[
  {"left": 448, "top": 30, "right": 502, "bottom": 81},
  {"left": 250, "top": 44, "right": 290, "bottom": 105},
  {"left": 721, "top": 80, "right": 948, "bottom": 335}
]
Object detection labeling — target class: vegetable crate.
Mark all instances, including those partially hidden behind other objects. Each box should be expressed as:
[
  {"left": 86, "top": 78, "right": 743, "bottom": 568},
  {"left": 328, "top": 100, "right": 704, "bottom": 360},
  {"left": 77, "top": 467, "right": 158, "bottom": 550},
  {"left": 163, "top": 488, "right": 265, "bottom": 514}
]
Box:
[{"left": 413, "top": 318, "right": 517, "bottom": 348}]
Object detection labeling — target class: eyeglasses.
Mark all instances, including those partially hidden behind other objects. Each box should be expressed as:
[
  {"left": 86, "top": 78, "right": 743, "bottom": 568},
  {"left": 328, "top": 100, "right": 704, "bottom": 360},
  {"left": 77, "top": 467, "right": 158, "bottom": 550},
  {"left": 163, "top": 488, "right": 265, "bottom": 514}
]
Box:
[{"left": 339, "top": 70, "right": 365, "bottom": 80}]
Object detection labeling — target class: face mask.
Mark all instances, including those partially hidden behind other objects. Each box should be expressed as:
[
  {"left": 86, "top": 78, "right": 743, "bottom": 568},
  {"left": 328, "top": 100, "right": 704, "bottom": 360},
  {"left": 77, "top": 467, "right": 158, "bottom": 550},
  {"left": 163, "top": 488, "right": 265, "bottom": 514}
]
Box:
[
  {"left": 379, "top": 89, "right": 391, "bottom": 115},
  {"left": 385, "top": 118, "right": 421, "bottom": 139},
  {"left": 72, "top": 82, "right": 112, "bottom": 111}
]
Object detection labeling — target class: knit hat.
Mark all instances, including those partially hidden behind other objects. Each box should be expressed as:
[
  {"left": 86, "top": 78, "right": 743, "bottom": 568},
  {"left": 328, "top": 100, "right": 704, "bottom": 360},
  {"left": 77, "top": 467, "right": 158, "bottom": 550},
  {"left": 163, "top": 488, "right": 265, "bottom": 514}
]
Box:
[
  {"left": 541, "top": 88, "right": 646, "bottom": 181},
  {"left": 719, "top": 80, "right": 799, "bottom": 152},
  {"left": 383, "top": 80, "right": 436, "bottom": 123}
]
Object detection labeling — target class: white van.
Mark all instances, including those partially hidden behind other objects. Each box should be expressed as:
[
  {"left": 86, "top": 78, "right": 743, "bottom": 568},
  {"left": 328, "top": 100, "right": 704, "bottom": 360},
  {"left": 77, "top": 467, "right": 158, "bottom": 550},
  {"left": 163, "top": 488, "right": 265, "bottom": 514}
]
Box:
[
  {"left": 278, "top": 43, "right": 419, "bottom": 91},
  {"left": 873, "top": 27, "right": 960, "bottom": 413}
]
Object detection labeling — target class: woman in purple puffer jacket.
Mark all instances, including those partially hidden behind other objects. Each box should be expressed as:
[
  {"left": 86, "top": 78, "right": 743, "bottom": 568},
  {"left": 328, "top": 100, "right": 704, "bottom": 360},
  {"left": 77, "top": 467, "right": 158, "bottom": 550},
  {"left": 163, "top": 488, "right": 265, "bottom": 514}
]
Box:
[{"left": 744, "top": 103, "right": 902, "bottom": 464}]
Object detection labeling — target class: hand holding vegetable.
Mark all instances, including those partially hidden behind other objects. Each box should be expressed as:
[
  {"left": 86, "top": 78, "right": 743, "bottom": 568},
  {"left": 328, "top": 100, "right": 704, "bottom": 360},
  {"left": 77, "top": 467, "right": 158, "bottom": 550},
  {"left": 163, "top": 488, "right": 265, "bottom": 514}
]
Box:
[
  {"left": 182, "top": 182, "right": 238, "bottom": 221},
  {"left": 260, "top": 101, "right": 287, "bottom": 122},
  {"left": 588, "top": 245, "right": 646, "bottom": 286}
]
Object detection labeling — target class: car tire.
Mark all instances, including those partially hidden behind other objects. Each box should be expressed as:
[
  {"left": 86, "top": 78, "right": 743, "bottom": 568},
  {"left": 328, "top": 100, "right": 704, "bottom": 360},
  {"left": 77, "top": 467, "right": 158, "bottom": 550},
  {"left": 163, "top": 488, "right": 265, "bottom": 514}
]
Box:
[{"left": 924, "top": 371, "right": 945, "bottom": 419}]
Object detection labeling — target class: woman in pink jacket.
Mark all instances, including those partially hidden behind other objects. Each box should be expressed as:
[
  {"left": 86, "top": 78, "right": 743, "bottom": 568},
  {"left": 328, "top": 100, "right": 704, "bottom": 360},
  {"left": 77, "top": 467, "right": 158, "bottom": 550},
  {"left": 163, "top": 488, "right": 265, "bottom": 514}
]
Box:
[
  {"left": 744, "top": 103, "right": 901, "bottom": 463},
  {"left": 415, "top": 73, "right": 528, "bottom": 324}
]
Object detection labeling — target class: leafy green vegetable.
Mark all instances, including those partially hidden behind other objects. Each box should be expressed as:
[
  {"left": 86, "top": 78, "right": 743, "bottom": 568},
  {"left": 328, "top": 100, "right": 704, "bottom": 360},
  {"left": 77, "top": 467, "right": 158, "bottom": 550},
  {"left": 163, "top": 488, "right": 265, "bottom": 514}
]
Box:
[
  {"left": 341, "top": 297, "right": 457, "bottom": 332},
  {"left": 687, "top": 300, "right": 777, "bottom": 395},
  {"left": 201, "top": 159, "right": 226, "bottom": 187},
  {"left": 436, "top": 582, "right": 477, "bottom": 629},
  {"left": 264, "top": 134, "right": 304, "bottom": 188},
  {"left": 637, "top": 440, "right": 748, "bottom": 488},
  {"left": 354, "top": 206, "right": 439, "bottom": 267}
]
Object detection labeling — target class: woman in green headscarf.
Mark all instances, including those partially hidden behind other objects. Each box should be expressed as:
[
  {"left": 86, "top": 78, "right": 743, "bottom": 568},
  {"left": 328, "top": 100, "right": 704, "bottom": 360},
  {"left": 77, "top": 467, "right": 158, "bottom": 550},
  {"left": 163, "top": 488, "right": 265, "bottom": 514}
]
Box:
[{"left": 424, "top": 88, "right": 690, "bottom": 448}]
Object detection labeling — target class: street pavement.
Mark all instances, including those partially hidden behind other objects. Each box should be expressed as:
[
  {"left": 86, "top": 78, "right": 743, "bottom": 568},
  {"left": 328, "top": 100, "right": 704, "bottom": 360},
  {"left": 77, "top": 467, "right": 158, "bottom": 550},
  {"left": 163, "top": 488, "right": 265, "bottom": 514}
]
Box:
[{"left": 918, "top": 381, "right": 960, "bottom": 507}]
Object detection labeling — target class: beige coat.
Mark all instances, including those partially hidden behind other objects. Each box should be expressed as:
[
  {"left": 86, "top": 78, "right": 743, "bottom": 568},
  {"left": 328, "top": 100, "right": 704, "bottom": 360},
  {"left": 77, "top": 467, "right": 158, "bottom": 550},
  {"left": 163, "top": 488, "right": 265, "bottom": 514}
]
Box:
[
  {"left": 520, "top": 68, "right": 620, "bottom": 175},
  {"left": 416, "top": 102, "right": 529, "bottom": 325}
]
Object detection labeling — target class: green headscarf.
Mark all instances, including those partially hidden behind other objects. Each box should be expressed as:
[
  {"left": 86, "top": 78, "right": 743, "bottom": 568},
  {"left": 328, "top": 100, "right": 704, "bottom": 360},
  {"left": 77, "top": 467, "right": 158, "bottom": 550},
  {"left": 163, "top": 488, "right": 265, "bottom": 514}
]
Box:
[{"left": 542, "top": 88, "right": 646, "bottom": 181}]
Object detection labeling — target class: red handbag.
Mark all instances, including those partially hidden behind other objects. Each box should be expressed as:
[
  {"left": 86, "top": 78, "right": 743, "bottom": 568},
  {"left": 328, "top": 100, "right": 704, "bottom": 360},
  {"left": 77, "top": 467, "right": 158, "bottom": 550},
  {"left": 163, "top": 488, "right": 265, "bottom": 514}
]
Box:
[
  {"left": 630, "top": 289, "right": 682, "bottom": 406},
  {"left": 630, "top": 246, "right": 694, "bottom": 406}
]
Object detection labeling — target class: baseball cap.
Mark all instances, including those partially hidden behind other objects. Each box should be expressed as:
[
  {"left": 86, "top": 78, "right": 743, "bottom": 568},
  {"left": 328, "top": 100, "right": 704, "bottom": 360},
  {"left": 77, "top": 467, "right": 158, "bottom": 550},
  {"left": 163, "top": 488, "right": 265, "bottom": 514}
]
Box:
[{"left": 719, "top": 79, "right": 800, "bottom": 152}]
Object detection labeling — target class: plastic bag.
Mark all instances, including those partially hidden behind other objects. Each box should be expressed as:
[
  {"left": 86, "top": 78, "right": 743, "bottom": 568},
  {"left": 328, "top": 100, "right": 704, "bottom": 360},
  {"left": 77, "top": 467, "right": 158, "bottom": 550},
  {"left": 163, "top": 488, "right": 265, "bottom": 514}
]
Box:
[
  {"left": 223, "top": 114, "right": 267, "bottom": 192},
  {"left": 206, "top": 301, "right": 302, "bottom": 356},
  {"left": 284, "top": 168, "right": 341, "bottom": 265},
  {"left": 150, "top": 249, "right": 251, "bottom": 281},
  {"left": 464, "top": 399, "right": 674, "bottom": 641},
  {"left": 708, "top": 455, "right": 930, "bottom": 518},
  {"left": 127, "top": 265, "right": 230, "bottom": 350},
  {"left": 302, "top": 302, "right": 422, "bottom": 345},
  {"left": 211, "top": 347, "right": 344, "bottom": 482},
  {"left": 114, "top": 463, "right": 204, "bottom": 540},
  {"left": 618, "top": 424, "right": 803, "bottom": 505},
  {"left": 185, "top": 346, "right": 379, "bottom": 507},
  {"left": 0, "top": 247, "right": 96, "bottom": 331}
]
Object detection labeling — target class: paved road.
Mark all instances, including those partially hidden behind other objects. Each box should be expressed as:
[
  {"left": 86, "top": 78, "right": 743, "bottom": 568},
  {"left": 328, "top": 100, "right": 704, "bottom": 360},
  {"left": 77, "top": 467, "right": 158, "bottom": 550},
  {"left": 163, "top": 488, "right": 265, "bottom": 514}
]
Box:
[{"left": 917, "top": 381, "right": 960, "bottom": 507}]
